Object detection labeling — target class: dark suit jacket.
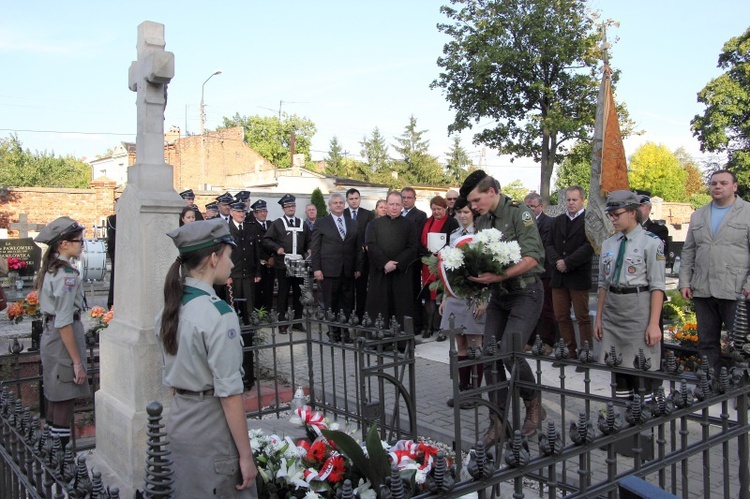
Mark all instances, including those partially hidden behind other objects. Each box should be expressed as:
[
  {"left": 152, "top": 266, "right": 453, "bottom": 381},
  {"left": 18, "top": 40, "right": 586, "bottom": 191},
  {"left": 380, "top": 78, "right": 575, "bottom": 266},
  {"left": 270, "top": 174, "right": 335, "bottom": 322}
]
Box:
[
  {"left": 262, "top": 216, "right": 311, "bottom": 269},
  {"left": 535, "top": 212, "right": 553, "bottom": 279},
  {"left": 403, "top": 207, "right": 427, "bottom": 234},
  {"left": 228, "top": 221, "right": 261, "bottom": 279},
  {"left": 643, "top": 218, "right": 670, "bottom": 258},
  {"left": 344, "top": 207, "right": 374, "bottom": 249},
  {"left": 310, "top": 215, "right": 363, "bottom": 279},
  {"left": 545, "top": 211, "right": 594, "bottom": 289}
]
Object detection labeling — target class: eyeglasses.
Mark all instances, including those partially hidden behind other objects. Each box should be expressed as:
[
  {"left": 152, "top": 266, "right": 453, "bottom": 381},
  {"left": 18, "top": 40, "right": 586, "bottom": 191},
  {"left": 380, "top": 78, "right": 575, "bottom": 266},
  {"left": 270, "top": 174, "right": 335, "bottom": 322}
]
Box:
[
  {"left": 446, "top": 197, "right": 457, "bottom": 201},
  {"left": 606, "top": 210, "right": 628, "bottom": 220},
  {"left": 526, "top": 204, "right": 540, "bottom": 209}
]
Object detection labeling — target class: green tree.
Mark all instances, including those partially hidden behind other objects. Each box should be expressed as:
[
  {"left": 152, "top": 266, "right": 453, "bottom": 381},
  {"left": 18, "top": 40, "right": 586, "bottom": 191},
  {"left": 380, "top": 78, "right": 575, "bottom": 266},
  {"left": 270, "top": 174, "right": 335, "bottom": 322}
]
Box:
[
  {"left": 628, "top": 142, "right": 687, "bottom": 202},
  {"left": 325, "top": 136, "right": 345, "bottom": 176},
  {"left": 502, "top": 179, "right": 531, "bottom": 201},
  {"left": 691, "top": 27, "right": 750, "bottom": 197},
  {"left": 553, "top": 141, "right": 592, "bottom": 196},
  {"left": 310, "top": 188, "right": 328, "bottom": 218},
  {"left": 220, "top": 113, "right": 317, "bottom": 170},
  {"left": 444, "top": 136, "right": 472, "bottom": 182},
  {"left": 433, "top": 0, "right": 608, "bottom": 201},
  {"left": 392, "top": 115, "right": 447, "bottom": 185},
  {"left": 0, "top": 134, "right": 91, "bottom": 188},
  {"left": 674, "top": 147, "right": 706, "bottom": 197},
  {"left": 359, "top": 127, "right": 390, "bottom": 173}
]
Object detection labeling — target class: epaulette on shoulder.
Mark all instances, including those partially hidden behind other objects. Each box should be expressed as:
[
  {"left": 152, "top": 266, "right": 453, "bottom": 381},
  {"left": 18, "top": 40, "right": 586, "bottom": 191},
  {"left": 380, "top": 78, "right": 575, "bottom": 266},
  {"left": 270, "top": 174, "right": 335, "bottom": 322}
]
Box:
[
  {"left": 63, "top": 266, "right": 78, "bottom": 274},
  {"left": 212, "top": 299, "right": 233, "bottom": 315},
  {"left": 646, "top": 231, "right": 660, "bottom": 239}
]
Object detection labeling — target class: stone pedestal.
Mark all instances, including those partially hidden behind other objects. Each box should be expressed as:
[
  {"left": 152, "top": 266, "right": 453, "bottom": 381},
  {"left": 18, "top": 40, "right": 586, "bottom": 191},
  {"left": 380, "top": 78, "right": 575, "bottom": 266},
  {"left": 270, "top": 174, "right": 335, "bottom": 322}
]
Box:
[{"left": 93, "top": 167, "right": 181, "bottom": 497}]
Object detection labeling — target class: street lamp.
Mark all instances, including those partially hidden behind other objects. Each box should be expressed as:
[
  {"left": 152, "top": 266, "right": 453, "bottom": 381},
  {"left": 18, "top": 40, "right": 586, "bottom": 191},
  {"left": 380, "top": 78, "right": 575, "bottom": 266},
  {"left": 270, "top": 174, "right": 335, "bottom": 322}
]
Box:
[{"left": 200, "top": 70, "right": 222, "bottom": 188}]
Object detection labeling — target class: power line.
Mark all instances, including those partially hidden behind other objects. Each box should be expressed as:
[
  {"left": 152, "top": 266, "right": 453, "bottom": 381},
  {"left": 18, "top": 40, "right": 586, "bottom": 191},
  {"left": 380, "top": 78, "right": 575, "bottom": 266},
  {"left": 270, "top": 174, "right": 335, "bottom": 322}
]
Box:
[{"left": 0, "top": 128, "right": 134, "bottom": 136}]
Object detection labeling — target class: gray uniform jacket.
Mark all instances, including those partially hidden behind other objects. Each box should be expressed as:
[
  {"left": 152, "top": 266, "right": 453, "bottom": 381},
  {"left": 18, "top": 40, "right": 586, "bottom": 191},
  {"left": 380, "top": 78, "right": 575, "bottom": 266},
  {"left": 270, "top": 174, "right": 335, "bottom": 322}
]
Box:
[
  {"left": 599, "top": 225, "right": 666, "bottom": 292},
  {"left": 155, "top": 277, "right": 244, "bottom": 396},
  {"left": 678, "top": 196, "right": 750, "bottom": 300},
  {"left": 39, "top": 257, "right": 84, "bottom": 328}
]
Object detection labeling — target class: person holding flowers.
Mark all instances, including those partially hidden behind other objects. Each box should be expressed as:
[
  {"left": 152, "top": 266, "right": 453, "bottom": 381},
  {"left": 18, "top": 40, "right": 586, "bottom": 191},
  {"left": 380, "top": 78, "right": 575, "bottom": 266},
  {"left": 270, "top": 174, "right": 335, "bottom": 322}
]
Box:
[
  {"left": 34, "top": 216, "right": 90, "bottom": 450},
  {"left": 460, "top": 170, "right": 546, "bottom": 442},
  {"left": 594, "top": 190, "right": 666, "bottom": 401},
  {"left": 438, "top": 196, "right": 485, "bottom": 408},
  {"left": 156, "top": 219, "right": 257, "bottom": 496}
]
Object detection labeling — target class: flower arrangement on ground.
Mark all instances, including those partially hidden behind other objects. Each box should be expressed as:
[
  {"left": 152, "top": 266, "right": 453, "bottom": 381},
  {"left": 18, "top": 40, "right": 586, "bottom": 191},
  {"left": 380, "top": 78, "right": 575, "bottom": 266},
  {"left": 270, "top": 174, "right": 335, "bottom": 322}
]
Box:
[
  {"left": 424, "top": 228, "right": 522, "bottom": 306},
  {"left": 252, "top": 405, "right": 454, "bottom": 498},
  {"left": 6, "top": 290, "right": 41, "bottom": 324},
  {"left": 85, "top": 306, "right": 114, "bottom": 345},
  {"left": 666, "top": 322, "right": 698, "bottom": 347}
]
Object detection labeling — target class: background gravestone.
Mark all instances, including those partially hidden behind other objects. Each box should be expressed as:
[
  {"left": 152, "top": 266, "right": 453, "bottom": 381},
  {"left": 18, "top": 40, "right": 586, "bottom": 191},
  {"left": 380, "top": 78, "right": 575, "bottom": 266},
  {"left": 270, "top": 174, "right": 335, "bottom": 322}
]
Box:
[{"left": 0, "top": 238, "right": 42, "bottom": 278}]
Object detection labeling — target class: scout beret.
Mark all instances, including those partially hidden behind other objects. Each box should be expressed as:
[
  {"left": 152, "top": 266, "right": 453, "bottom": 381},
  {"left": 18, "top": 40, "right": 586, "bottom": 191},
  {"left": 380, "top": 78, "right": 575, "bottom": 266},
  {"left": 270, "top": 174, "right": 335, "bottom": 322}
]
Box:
[
  {"left": 167, "top": 219, "right": 236, "bottom": 254},
  {"left": 278, "top": 194, "right": 296, "bottom": 206},
  {"left": 230, "top": 202, "right": 247, "bottom": 211},
  {"left": 179, "top": 189, "right": 195, "bottom": 199},
  {"left": 459, "top": 170, "right": 488, "bottom": 198},
  {"left": 205, "top": 202, "right": 218, "bottom": 211},
  {"left": 35, "top": 216, "right": 85, "bottom": 245},
  {"left": 234, "top": 190, "right": 251, "bottom": 202},
  {"left": 216, "top": 192, "right": 233, "bottom": 204},
  {"left": 605, "top": 190, "right": 641, "bottom": 211},
  {"left": 251, "top": 199, "right": 267, "bottom": 211}
]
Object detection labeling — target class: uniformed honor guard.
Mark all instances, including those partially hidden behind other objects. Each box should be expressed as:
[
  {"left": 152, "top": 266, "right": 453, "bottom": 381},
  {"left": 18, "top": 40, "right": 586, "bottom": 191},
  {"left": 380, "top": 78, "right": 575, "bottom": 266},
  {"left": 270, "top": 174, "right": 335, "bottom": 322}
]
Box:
[
  {"left": 594, "top": 190, "right": 666, "bottom": 400},
  {"left": 460, "top": 170, "right": 546, "bottom": 442},
  {"left": 251, "top": 199, "right": 276, "bottom": 312},
  {"left": 180, "top": 189, "right": 205, "bottom": 221},
  {"left": 217, "top": 192, "right": 234, "bottom": 223},
  {"left": 205, "top": 202, "right": 219, "bottom": 220},
  {"left": 263, "top": 194, "right": 311, "bottom": 333},
  {"left": 156, "top": 219, "right": 258, "bottom": 497},
  {"left": 235, "top": 191, "right": 254, "bottom": 219},
  {"left": 34, "top": 217, "right": 90, "bottom": 450}
]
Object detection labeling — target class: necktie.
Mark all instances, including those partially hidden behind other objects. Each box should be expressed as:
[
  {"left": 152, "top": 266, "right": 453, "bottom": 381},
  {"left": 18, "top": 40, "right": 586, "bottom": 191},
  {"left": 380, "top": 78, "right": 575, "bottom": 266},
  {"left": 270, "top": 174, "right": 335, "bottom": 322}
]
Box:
[
  {"left": 352, "top": 210, "right": 357, "bottom": 221},
  {"left": 238, "top": 223, "right": 243, "bottom": 232},
  {"left": 262, "top": 222, "right": 266, "bottom": 230},
  {"left": 337, "top": 217, "right": 346, "bottom": 240},
  {"left": 461, "top": 229, "right": 468, "bottom": 236},
  {"left": 612, "top": 236, "right": 628, "bottom": 285}
]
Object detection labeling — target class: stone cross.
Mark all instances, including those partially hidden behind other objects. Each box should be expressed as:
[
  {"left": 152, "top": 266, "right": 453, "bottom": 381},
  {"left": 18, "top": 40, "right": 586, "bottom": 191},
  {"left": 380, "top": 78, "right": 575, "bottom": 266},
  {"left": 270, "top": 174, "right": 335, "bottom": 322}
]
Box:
[
  {"left": 10, "top": 214, "right": 45, "bottom": 238},
  {"left": 128, "top": 22, "right": 174, "bottom": 166}
]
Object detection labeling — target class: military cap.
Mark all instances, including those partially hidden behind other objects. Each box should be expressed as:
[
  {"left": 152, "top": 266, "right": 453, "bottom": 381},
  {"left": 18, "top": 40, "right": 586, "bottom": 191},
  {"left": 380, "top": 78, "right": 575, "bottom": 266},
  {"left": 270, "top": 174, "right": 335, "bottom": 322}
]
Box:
[
  {"left": 179, "top": 189, "right": 195, "bottom": 199},
  {"left": 638, "top": 194, "right": 652, "bottom": 206},
  {"left": 278, "top": 194, "right": 296, "bottom": 206},
  {"left": 605, "top": 190, "right": 641, "bottom": 211},
  {"left": 251, "top": 199, "right": 268, "bottom": 211},
  {"left": 205, "top": 202, "right": 218, "bottom": 211},
  {"left": 167, "top": 218, "right": 236, "bottom": 254},
  {"left": 35, "top": 216, "right": 85, "bottom": 245},
  {"left": 230, "top": 202, "right": 247, "bottom": 212},
  {"left": 234, "top": 190, "right": 251, "bottom": 202},
  {"left": 216, "top": 192, "right": 233, "bottom": 205},
  {"left": 459, "top": 169, "right": 488, "bottom": 198}
]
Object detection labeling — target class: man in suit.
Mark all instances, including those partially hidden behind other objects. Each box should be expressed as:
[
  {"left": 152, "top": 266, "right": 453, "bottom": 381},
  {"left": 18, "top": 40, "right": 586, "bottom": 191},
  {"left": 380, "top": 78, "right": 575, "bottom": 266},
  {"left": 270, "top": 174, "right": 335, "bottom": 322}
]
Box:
[
  {"left": 344, "top": 188, "right": 375, "bottom": 321},
  {"left": 400, "top": 186, "right": 427, "bottom": 333},
  {"left": 228, "top": 202, "right": 261, "bottom": 390},
  {"left": 251, "top": 199, "right": 276, "bottom": 312},
  {"left": 311, "top": 192, "right": 363, "bottom": 342},
  {"left": 679, "top": 170, "right": 750, "bottom": 374},
  {"left": 304, "top": 204, "right": 318, "bottom": 231},
  {"left": 263, "top": 194, "right": 311, "bottom": 333},
  {"left": 545, "top": 186, "right": 594, "bottom": 361},
  {"left": 180, "top": 189, "right": 204, "bottom": 221},
  {"left": 524, "top": 192, "right": 555, "bottom": 354},
  {"left": 446, "top": 189, "right": 459, "bottom": 217}
]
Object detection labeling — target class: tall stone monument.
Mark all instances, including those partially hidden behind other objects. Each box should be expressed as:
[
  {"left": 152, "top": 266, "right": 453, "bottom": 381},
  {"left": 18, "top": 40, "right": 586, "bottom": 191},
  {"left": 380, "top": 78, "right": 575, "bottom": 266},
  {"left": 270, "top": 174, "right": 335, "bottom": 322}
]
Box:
[{"left": 94, "top": 21, "right": 183, "bottom": 494}]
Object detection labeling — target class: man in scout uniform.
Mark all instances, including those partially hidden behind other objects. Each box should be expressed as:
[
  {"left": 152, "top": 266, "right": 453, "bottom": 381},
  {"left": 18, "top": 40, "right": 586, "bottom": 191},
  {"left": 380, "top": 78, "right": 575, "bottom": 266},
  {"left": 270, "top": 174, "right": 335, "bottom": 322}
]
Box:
[
  {"left": 180, "top": 189, "right": 204, "bottom": 221},
  {"left": 263, "top": 194, "right": 311, "bottom": 333},
  {"left": 460, "top": 170, "right": 546, "bottom": 442},
  {"left": 251, "top": 199, "right": 276, "bottom": 312}
]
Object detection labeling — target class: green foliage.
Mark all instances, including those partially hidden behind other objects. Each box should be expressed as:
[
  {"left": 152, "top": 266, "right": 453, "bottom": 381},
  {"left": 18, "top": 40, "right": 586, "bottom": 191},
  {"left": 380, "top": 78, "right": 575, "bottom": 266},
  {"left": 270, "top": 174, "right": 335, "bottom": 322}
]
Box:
[
  {"left": 502, "top": 179, "right": 531, "bottom": 202},
  {"left": 391, "top": 115, "right": 450, "bottom": 186},
  {"left": 325, "top": 136, "right": 345, "bottom": 176},
  {"left": 628, "top": 142, "right": 687, "bottom": 201},
  {"left": 321, "top": 425, "right": 388, "bottom": 492},
  {"left": 554, "top": 141, "right": 592, "bottom": 195},
  {"left": 433, "top": 0, "right": 615, "bottom": 199},
  {"left": 674, "top": 147, "right": 707, "bottom": 198},
  {"left": 688, "top": 192, "right": 712, "bottom": 210},
  {"left": 444, "top": 135, "right": 473, "bottom": 182},
  {"left": 662, "top": 289, "right": 696, "bottom": 324},
  {"left": 310, "top": 188, "right": 328, "bottom": 218},
  {"left": 360, "top": 127, "right": 391, "bottom": 173},
  {"left": 220, "top": 113, "right": 317, "bottom": 170},
  {"left": 0, "top": 134, "right": 91, "bottom": 188},
  {"left": 691, "top": 27, "right": 750, "bottom": 198}
]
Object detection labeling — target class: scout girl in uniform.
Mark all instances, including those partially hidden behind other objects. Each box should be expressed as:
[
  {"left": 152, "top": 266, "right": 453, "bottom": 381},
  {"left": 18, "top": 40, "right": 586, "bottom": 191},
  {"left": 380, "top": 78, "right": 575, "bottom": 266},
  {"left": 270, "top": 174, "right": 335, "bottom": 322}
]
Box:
[
  {"left": 156, "top": 219, "right": 257, "bottom": 497},
  {"left": 594, "top": 190, "right": 666, "bottom": 400},
  {"left": 35, "top": 216, "right": 90, "bottom": 450}
]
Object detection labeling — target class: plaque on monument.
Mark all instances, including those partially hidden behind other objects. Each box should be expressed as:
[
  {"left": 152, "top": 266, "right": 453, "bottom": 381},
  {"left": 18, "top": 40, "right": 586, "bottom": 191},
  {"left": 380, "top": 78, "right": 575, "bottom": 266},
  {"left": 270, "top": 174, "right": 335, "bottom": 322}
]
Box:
[{"left": 0, "top": 238, "right": 42, "bottom": 277}]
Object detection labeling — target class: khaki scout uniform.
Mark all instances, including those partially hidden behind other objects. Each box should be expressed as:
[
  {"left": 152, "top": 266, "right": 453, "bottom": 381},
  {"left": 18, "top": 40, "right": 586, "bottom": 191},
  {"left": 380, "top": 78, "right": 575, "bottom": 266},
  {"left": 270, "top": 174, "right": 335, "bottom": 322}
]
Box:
[
  {"left": 39, "top": 257, "right": 90, "bottom": 402},
  {"left": 598, "top": 224, "right": 666, "bottom": 375},
  {"left": 155, "top": 277, "right": 255, "bottom": 498}
]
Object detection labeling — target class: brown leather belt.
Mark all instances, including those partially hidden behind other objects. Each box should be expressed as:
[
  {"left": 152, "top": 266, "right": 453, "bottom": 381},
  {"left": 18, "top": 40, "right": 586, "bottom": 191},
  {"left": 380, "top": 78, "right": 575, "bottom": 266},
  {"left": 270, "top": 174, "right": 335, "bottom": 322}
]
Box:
[
  {"left": 173, "top": 387, "right": 215, "bottom": 397},
  {"left": 609, "top": 285, "right": 649, "bottom": 295}
]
